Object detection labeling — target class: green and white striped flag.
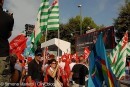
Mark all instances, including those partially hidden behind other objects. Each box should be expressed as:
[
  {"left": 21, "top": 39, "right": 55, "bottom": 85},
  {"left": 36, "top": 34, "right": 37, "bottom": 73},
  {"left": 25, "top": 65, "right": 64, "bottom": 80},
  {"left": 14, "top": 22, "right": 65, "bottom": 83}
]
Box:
[
  {"left": 34, "top": 0, "right": 49, "bottom": 46},
  {"left": 127, "top": 42, "right": 130, "bottom": 56},
  {"left": 109, "top": 31, "right": 128, "bottom": 80},
  {"left": 47, "top": 0, "right": 59, "bottom": 30}
]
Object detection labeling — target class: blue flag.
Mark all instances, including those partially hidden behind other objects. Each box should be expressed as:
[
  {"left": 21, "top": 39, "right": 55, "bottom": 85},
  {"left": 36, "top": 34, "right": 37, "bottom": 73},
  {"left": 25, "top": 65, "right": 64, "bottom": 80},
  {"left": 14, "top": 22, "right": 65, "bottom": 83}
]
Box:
[
  {"left": 88, "top": 33, "right": 119, "bottom": 87},
  {"left": 23, "top": 37, "right": 34, "bottom": 57}
]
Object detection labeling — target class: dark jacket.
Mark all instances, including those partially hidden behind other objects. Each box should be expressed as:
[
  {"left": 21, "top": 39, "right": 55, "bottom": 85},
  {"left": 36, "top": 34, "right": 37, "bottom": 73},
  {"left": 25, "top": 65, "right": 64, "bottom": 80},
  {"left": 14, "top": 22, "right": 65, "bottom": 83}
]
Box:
[
  {"left": 28, "top": 59, "right": 43, "bottom": 81},
  {"left": 72, "top": 63, "right": 88, "bottom": 85},
  {"left": 0, "top": 6, "right": 14, "bottom": 57}
]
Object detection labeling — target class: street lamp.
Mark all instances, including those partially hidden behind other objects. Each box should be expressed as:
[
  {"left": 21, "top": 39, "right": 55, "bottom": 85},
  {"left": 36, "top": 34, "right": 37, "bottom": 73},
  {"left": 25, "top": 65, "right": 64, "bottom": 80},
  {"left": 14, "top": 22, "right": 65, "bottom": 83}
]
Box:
[{"left": 78, "top": 4, "right": 82, "bottom": 35}]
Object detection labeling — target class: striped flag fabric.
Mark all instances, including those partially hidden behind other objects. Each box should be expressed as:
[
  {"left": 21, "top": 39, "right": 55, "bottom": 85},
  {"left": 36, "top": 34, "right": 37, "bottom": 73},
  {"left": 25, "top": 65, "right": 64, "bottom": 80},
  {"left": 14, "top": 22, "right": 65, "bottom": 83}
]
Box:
[
  {"left": 109, "top": 31, "right": 128, "bottom": 80},
  {"left": 34, "top": 0, "right": 49, "bottom": 46},
  {"left": 47, "top": 0, "right": 59, "bottom": 30},
  {"left": 127, "top": 42, "right": 130, "bottom": 56},
  {"left": 88, "top": 33, "right": 119, "bottom": 87}
]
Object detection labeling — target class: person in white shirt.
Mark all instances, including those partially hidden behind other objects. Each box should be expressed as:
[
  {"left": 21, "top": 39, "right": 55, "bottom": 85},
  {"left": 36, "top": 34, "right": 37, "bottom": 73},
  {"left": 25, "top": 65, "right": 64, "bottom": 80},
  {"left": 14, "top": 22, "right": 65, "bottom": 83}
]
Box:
[
  {"left": 59, "top": 58, "right": 65, "bottom": 70},
  {"left": 69, "top": 58, "right": 76, "bottom": 71}
]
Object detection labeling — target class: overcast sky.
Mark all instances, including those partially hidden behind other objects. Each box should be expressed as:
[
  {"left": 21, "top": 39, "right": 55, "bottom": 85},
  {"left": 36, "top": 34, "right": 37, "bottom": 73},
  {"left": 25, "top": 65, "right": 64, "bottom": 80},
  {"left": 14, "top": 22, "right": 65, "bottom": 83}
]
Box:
[{"left": 3, "top": 0, "right": 125, "bottom": 41}]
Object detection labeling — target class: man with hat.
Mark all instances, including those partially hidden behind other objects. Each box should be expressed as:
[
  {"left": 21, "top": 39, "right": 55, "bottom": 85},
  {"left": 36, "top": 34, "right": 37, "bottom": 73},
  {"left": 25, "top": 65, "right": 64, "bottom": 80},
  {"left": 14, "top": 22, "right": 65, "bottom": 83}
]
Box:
[{"left": 28, "top": 48, "right": 44, "bottom": 86}]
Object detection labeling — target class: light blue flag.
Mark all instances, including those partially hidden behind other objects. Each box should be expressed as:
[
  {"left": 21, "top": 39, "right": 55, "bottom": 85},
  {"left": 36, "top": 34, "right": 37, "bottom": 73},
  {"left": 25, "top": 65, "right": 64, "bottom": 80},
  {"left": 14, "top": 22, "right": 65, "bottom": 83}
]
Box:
[{"left": 23, "top": 37, "right": 34, "bottom": 57}]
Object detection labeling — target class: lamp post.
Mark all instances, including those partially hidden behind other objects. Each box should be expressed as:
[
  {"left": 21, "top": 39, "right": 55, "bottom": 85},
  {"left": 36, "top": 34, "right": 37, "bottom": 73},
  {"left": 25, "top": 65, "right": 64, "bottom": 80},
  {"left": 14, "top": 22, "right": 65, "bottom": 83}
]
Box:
[{"left": 78, "top": 4, "right": 82, "bottom": 35}]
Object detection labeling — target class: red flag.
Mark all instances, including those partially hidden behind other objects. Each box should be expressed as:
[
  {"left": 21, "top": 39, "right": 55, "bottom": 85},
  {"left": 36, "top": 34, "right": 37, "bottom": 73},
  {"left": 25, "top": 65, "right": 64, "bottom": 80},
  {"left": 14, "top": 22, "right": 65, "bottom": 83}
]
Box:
[
  {"left": 17, "top": 53, "right": 25, "bottom": 61},
  {"left": 10, "top": 33, "right": 25, "bottom": 45},
  {"left": 84, "top": 47, "right": 90, "bottom": 59},
  {"left": 10, "top": 39, "right": 26, "bottom": 52},
  {"left": 12, "top": 38, "right": 27, "bottom": 54},
  {"left": 59, "top": 67, "right": 68, "bottom": 87},
  {"left": 64, "top": 53, "right": 71, "bottom": 78},
  {"left": 72, "top": 52, "right": 79, "bottom": 62},
  {"left": 68, "top": 54, "right": 72, "bottom": 60},
  {"left": 10, "top": 34, "right": 26, "bottom": 53},
  {"left": 64, "top": 57, "right": 70, "bottom": 87},
  {"left": 48, "top": 0, "right": 58, "bottom": 10},
  {"left": 11, "top": 38, "right": 27, "bottom": 60},
  {"left": 64, "top": 61, "right": 70, "bottom": 77},
  {"left": 61, "top": 54, "right": 67, "bottom": 62},
  {"left": 52, "top": 0, "right": 58, "bottom": 6}
]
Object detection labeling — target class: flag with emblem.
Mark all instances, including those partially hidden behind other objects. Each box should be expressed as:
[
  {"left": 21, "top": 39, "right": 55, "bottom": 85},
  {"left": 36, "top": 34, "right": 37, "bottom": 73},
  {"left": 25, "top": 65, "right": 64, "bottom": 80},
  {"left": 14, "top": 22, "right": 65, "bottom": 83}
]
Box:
[{"left": 10, "top": 32, "right": 27, "bottom": 54}]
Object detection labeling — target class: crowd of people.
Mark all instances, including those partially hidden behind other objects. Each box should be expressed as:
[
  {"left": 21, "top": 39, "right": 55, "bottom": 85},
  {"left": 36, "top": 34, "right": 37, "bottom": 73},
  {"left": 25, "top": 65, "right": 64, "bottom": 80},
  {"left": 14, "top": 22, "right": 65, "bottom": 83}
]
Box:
[
  {"left": 1, "top": 0, "right": 130, "bottom": 87},
  {"left": 1, "top": 48, "right": 88, "bottom": 87},
  {"left": 0, "top": 0, "right": 88, "bottom": 86}
]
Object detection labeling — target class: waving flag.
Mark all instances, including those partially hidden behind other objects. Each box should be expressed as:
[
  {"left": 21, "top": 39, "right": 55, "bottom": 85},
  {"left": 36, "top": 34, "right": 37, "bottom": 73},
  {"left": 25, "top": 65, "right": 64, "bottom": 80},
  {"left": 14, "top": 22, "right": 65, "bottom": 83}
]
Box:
[
  {"left": 88, "top": 33, "right": 119, "bottom": 87},
  {"left": 11, "top": 37, "right": 27, "bottom": 60},
  {"left": 109, "top": 31, "right": 128, "bottom": 80},
  {"left": 12, "top": 38, "right": 27, "bottom": 54},
  {"left": 72, "top": 52, "right": 79, "bottom": 62},
  {"left": 84, "top": 47, "right": 90, "bottom": 59},
  {"left": 34, "top": 0, "right": 49, "bottom": 46},
  {"left": 23, "top": 36, "right": 34, "bottom": 57},
  {"left": 10, "top": 32, "right": 26, "bottom": 52},
  {"left": 10, "top": 33, "right": 27, "bottom": 54},
  {"left": 47, "top": 0, "right": 59, "bottom": 30},
  {"left": 127, "top": 42, "right": 130, "bottom": 56}
]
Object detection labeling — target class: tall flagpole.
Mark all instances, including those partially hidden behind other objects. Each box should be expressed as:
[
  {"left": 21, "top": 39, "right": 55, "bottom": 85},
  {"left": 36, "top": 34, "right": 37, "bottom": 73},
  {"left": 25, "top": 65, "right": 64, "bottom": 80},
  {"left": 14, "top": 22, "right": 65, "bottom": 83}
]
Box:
[
  {"left": 58, "top": 28, "right": 60, "bottom": 58},
  {"left": 45, "top": 28, "right": 48, "bottom": 42},
  {"left": 44, "top": 27, "right": 47, "bottom": 64},
  {"left": 57, "top": 0, "right": 60, "bottom": 58}
]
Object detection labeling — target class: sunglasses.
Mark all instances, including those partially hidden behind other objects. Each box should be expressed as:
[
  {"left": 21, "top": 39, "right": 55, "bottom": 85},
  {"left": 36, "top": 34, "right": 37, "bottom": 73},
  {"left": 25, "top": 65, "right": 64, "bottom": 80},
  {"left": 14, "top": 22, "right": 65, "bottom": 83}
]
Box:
[
  {"left": 36, "top": 54, "right": 42, "bottom": 57},
  {"left": 52, "top": 62, "right": 56, "bottom": 64}
]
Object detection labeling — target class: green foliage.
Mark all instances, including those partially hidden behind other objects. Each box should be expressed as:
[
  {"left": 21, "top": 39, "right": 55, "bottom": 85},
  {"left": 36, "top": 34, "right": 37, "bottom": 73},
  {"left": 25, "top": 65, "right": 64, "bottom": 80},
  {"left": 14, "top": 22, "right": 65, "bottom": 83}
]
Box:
[
  {"left": 82, "top": 17, "right": 99, "bottom": 33},
  {"left": 60, "top": 15, "right": 99, "bottom": 53},
  {"left": 114, "top": 0, "right": 130, "bottom": 42}
]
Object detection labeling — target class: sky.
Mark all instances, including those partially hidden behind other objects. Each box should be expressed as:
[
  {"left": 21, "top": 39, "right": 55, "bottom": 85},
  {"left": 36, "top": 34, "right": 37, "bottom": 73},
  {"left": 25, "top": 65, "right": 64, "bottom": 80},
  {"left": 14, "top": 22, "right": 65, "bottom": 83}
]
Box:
[{"left": 3, "top": 0, "right": 125, "bottom": 41}]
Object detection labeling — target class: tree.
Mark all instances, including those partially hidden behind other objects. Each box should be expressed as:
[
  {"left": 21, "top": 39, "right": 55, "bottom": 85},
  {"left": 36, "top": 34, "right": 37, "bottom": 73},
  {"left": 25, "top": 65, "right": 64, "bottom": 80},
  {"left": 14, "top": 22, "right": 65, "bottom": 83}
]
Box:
[
  {"left": 114, "top": 0, "right": 130, "bottom": 43},
  {"left": 82, "top": 17, "right": 99, "bottom": 33},
  {"left": 60, "top": 16, "right": 99, "bottom": 53}
]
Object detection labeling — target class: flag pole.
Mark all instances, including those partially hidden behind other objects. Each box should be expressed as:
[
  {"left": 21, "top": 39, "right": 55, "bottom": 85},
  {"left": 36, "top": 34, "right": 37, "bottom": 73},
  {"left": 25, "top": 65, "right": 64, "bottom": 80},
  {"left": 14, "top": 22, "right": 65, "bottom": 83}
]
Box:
[
  {"left": 44, "top": 27, "right": 48, "bottom": 64},
  {"left": 58, "top": 28, "right": 60, "bottom": 58},
  {"left": 58, "top": 0, "right": 60, "bottom": 58},
  {"left": 45, "top": 28, "right": 48, "bottom": 42}
]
